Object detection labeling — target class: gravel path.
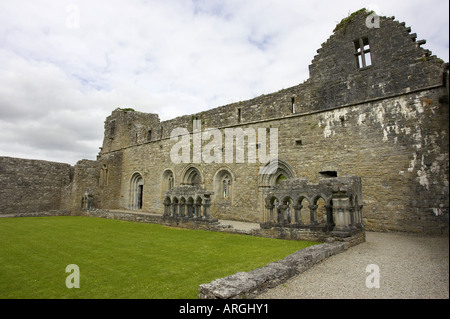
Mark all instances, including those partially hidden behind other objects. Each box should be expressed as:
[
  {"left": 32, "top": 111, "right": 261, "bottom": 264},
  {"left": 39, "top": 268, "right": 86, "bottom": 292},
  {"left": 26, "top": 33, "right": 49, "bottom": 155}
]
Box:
[{"left": 258, "top": 231, "right": 449, "bottom": 299}]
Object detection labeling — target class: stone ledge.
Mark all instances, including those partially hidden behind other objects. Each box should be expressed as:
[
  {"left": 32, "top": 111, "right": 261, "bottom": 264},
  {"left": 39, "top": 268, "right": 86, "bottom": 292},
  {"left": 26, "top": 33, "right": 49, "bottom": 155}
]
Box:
[
  {"left": 0, "top": 210, "right": 72, "bottom": 218},
  {"left": 198, "top": 241, "right": 349, "bottom": 299}
]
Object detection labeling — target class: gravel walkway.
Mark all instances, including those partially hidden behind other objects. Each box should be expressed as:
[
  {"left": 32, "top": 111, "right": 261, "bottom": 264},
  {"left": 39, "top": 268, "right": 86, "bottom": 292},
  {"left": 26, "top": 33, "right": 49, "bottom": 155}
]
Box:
[{"left": 257, "top": 231, "right": 449, "bottom": 299}]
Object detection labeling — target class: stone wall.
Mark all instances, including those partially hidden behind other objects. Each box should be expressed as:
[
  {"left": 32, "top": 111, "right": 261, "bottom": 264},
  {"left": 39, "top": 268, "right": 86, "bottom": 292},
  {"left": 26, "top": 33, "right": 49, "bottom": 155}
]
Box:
[
  {"left": 198, "top": 240, "right": 353, "bottom": 299},
  {"left": 92, "top": 85, "right": 448, "bottom": 234},
  {"left": 1, "top": 10, "right": 447, "bottom": 235},
  {"left": 85, "top": 10, "right": 449, "bottom": 234},
  {"left": 0, "top": 156, "right": 73, "bottom": 214}
]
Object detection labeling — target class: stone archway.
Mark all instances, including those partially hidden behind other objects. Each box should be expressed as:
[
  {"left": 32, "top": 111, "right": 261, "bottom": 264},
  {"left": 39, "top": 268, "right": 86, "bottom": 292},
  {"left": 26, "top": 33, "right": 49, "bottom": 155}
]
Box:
[
  {"left": 258, "top": 159, "right": 296, "bottom": 187},
  {"left": 181, "top": 165, "right": 203, "bottom": 186},
  {"left": 130, "top": 172, "right": 144, "bottom": 210}
]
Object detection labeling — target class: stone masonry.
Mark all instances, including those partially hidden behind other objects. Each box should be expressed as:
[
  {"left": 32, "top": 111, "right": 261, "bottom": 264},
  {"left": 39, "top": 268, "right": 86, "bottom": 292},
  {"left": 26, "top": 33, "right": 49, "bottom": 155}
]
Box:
[{"left": 0, "top": 10, "right": 448, "bottom": 234}]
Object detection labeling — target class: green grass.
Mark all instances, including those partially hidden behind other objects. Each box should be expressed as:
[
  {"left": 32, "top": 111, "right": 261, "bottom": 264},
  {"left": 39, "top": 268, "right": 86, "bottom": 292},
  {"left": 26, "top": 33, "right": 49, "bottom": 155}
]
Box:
[{"left": 0, "top": 216, "right": 319, "bottom": 299}]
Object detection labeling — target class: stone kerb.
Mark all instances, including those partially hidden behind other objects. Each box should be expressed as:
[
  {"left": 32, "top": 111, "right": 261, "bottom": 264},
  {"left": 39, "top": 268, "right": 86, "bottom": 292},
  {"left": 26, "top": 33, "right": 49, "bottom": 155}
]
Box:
[
  {"left": 198, "top": 241, "right": 349, "bottom": 299},
  {"left": 0, "top": 210, "right": 72, "bottom": 218}
]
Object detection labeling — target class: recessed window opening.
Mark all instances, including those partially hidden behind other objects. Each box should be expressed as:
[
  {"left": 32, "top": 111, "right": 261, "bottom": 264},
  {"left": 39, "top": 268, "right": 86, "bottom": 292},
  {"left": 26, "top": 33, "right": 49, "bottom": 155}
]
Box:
[
  {"left": 147, "top": 129, "right": 152, "bottom": 141},
  {"left": 276, "top": 174, "right": 287, "bottom": 184},
  {"left": 291, "top": 97, "right": 296, "bottom": 113},
  {"left": 237, "top": 108, "right": 242, "bottom": 123},
  {"left": 295, "top": 140, "right": 302, "bottom": 146},
  {"left": 222, "top": 174, "right": 231, "bottom": 199},
  {"left": 354, "top": 37, "right": 372, "bottom": 69},
  {"left": 319, "top": 171, "right": 338, "bottom": 178}
]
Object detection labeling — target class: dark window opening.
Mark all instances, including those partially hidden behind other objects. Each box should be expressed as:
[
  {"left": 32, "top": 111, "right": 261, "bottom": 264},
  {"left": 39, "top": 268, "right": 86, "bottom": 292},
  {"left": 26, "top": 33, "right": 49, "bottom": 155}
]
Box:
[
  {"left": 137, "top": 185, "right": 143, "bottom": 209},
  {"left": 276, "top": 174, "right": 287, "bottom": 184},
  {"left": 295, "top": 140, "right": 302, "bottom": 146},
  {"left": 147, "top": 129, "right": 152, "bottom": 141},
  {"left": 319, "top": 171, "right": 338, "bottom": 178},
  {"left": 354, "top": 37, "right": 372, "bottom": 69},
  {"left": 238, "top": 108, "right": 242, "bottom": 123}
]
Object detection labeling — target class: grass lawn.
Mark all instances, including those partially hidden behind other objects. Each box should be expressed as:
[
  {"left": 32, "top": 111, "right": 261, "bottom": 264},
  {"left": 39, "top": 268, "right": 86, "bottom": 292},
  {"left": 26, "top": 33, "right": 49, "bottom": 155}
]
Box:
[{"left": 0, "top": 216, "right": 319, "bottom": 299}]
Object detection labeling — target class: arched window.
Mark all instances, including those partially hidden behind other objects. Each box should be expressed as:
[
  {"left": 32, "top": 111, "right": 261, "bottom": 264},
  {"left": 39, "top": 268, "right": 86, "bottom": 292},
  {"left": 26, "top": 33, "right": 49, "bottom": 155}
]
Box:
[
  {"left": 213, "top": 168, "right": 234, "bottom": 202},
  {"left": 162, "top": 169, "right": 175, "bottom": 193},
  {"left": 258, "top": 159, "right": 296, "bottom": 187},
  {"left": 99, "top": 164, "right": 108, "bottom": 186},
  {"left": 222, "top": 175, "right": 231, "bottom": 199},
  {"left": 168, "top": 174, "right": 174, "bottom": 190},
  {"left": 182, "top": 166, "right": 202, "bottom": 186}
]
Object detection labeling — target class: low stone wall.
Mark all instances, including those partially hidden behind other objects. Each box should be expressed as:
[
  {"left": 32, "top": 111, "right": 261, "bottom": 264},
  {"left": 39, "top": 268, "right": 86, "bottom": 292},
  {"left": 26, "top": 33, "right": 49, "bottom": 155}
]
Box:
[
  {"left": 252, "top": 226, "right": 365, "bottom": 247},
  {"left": 81, "top": 209, "right": 163, "bottom": 224},
  {"left": 0, "top": 210, "right": 72, "bottom": 218},
  {"left": 198, "top": 240, "right": 350, "bottom": 299}
]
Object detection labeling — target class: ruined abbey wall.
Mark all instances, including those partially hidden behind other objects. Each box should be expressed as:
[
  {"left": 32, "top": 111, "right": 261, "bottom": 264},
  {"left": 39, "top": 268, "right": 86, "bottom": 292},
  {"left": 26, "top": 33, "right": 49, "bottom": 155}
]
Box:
[
  {"left": 0, "top": 156, "right": 73, "bottom": 214},
  {"left": 1, "top": 11, "right": 448, "bottom": 234},
  {"left": 90, "top": 83, "right": 448, "bottom": 234}
]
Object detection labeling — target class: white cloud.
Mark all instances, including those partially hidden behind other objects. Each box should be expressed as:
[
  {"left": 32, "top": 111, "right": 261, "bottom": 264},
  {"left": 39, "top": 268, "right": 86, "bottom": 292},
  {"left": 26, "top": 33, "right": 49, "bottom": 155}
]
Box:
[{"left": 0, "top": 0, "right": 448, "bottom": 165}]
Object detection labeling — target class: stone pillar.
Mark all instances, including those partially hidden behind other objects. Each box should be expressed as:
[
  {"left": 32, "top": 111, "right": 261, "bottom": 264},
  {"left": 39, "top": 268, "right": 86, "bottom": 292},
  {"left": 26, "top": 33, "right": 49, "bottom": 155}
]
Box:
[
  {"left": 279, "top": 204, "right": 288, "bottom": 224},
  {"left": 286, "top": 204, "right": 292, "bottom": 224},
  {"left": 357, "top": 205, "right": 364, "bottom": 229},
  {"left": 179, "top": 203, "right": 185, "bottom": 217},
  {"left": 294, "top": 204, "right": 303, "bottom": 225},
  {"left": 186, "top": 203, "right": 193, "bottom": 218},
  {"left": 349, "top": 206, "right": 357, "bottom": 230},
  {"left": 266, "top": 204, "right": 275, "bottom": 223},
  {"left": 325, "top": 204, "right": 334, "bottom": 230},
  {"left": 163, "top": 198, "right": 171, "bottom": 216},
  {"left": 172, "top": 203, "right": 178, "bottom": 217},
  {"left": 194, "top": 203, "right": 201, "bottom": 218},
  {"left": 332, "top": 197, "right": 351, "bottom": 232},
  {"left": 203, "top": 199, "right": 211, "bottom": 219},
  {"left": 309, "top": 205, "right": 319, "bottom": 225}
]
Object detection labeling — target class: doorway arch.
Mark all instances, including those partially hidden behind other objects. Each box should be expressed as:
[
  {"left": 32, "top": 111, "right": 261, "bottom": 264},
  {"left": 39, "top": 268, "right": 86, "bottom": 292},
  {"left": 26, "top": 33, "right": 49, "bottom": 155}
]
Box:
[{"left": 130, "top": 172, "right": 144, "bottom": 210}]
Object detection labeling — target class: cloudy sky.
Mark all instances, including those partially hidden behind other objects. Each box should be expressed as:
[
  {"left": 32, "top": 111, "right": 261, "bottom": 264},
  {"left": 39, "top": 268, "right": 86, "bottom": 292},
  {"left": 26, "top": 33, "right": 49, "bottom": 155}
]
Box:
[{"left": 0, "top": 0, "right": 448, "bottom": 165}]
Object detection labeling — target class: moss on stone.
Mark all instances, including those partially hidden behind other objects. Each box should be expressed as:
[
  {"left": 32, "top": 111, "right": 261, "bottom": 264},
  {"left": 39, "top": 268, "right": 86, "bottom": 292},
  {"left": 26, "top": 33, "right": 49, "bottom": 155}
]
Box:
[{"left": 333, "top": 8, "right": 374, "bottom": 33}]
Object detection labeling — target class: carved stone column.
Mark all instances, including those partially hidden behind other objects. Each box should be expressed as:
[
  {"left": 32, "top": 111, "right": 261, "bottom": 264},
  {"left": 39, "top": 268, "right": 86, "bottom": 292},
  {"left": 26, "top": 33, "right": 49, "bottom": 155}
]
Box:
[
  {"left": 349, "top": 206, "right": 357, "bottom": 230},
  {"left": 202, "top": 199, "right": 211, "bottom": 219},
  {"left": 332, "top": 197, "right": 351, "bottom": 232},
  {"left": 265, "top": 204, "right": 275, "bottom": 223},
  {"left": 309, "top": 205, "right": 319, "bottom": 225},
  {"left": 194, "top": 203, "right": 201, "bottom": 218},
  {"left": 357, "top": 205, "right": 364, "bottom": 229},
  {"left": 325, "top": 204, "right": 335, "bottom": 230},
  {"left": 179, "top": 203, "right": 185, "bottom": 217},
  {"left": 163, "top": 198, "right": 171, "bottom": 216},
  {"left": 186, "top": 203, "right": 193, "bottom": 218},
  {"left": 294, "top": 204, "right": 303, "bottom": 225},
  {"left": 279, "top": 204, "right": 288, "bottom": 224},
  {"left": 172, "top": 202, "right": 178, "bottom": 217}
]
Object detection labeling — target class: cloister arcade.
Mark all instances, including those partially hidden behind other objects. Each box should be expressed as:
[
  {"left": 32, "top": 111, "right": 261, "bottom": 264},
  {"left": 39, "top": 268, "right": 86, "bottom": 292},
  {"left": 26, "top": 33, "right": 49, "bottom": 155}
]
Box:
[{"left": 262, "top": 176, "right": 364, "bottom": 234}]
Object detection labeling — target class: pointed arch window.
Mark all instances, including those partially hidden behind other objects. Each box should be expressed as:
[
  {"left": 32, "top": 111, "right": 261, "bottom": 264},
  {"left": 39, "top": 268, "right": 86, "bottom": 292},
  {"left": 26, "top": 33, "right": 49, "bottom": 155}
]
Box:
[
  {"left": 222, "top": 174, "right": 231, "bottom": 199},
  {"left": 168, "top": 174, "right": 174, "bottom": 190}
]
